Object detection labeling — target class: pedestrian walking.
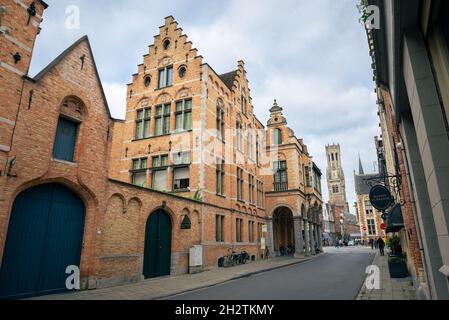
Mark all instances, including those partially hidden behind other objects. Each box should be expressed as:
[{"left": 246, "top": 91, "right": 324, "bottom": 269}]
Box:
[
  {"left": 369, "top": 238, "right": 374, "bottom": 250},
  {"left": 377, "top": 237, "right": 385, "bottom": 256}
]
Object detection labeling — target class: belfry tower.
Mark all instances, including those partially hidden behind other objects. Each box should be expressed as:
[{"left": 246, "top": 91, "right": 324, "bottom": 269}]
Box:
[{"left": 326, "top": 144, "right": 348, "bottom": 206}]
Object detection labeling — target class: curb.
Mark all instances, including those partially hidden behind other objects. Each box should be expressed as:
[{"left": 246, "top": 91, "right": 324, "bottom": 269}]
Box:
[
  {"left": 153, "top": 253, "right": 326, "bottom": 300},
  {"left": 356, "top": 251, "right": 377, "bottom": 300}
]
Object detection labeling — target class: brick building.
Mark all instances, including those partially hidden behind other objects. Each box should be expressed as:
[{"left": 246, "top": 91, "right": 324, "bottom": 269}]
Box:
[
  {"left": 363, "top": 0, "right": 449, "bottom": 300},
  {"left": 0, "top": 1, "right": 322, "bottom": 298},
  {"left": 354, "top": 156, "right": 386, "bottom": 242}
]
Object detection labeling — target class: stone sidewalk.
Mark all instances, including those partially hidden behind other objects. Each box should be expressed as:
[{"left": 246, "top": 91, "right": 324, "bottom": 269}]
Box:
[
  {"left": 357, "top": 251, "right": 416, "bottom": 300},
  {"left": 32, "top": 254, "right": 321, "bottom": 300}
]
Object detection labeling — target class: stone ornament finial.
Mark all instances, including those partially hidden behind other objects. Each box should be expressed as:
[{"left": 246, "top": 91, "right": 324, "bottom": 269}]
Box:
[{"left": 269, "top": 99, "right": 283, "bottom": 113}]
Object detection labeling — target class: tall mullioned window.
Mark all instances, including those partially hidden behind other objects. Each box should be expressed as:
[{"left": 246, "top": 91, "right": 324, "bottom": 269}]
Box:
[
  {"left": 241, "top": 92, "right": 247, "bottom": 115},
  {"left": 237, "top": 168, "right": 244, "bottom": 201},
  {"left": 155, "top": 104, "right": 170, "bottom": 136},
  {"left": 173, "top": 152, "right": 191, "bottom": 190},
  {"left": 151, "top": 155, "right": 168, "bottom": 191},
  {"left": 135, "top": 108, "right": 151, "bottom": 139},
  {"left": 248, "top": 221, "right": 254, "bottom": 243},
  {"left": 131, "top": 157, "right": 148, "bottom": 187},
  {"left": 247, "top": 127, "right": 254, "bottom": 160},
  {"left": 158, "top": 65, "right": 173, "bottom": 88},
  {"left": 273, "top": 160, "right": 288, "bottom": 191},
  {"left": 216, "top": 158, "right": 225, "bottom": 195},
  {"left": 216, "top": 105, "right": 225, "bottom": 140},
  {"left": 216, "top": 215, "right": 224, "bottom": 242},
  {"left": 367, "top": 219, "right": 376, "bottom": 235},
  {"left": 236, "top": 120, "right": 243, "bottom": 152},
  {"left": 248, "top": 174, "right": 255, "bottom": 204},
  {"left": 273, "top": 128, "right": 282, "bottom": 145},
  {"left": 236, "top": 218, "right": 243, "bottom": 242},
  {"left": 175, "top": 99, "right": 192, "bottom": 131},
  {"left": 257, "top": 181, "right": 264, "bottom": 208}
]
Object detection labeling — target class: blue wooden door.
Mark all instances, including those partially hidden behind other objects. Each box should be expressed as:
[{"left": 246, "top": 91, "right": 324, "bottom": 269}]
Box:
[
  {"left": 143, "top": 210, "right": 172, "bottom": 279},
  {"left": 0, "top": 184, "right": 85, "bottom": 299},
  {"left": 53, "top": 117, "right": 78, "bottom": 162}
]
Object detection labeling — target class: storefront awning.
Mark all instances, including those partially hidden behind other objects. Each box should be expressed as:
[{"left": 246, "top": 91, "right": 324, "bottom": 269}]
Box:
[{"left": 386, "top": 203, "right": 405, "bottom": 233}]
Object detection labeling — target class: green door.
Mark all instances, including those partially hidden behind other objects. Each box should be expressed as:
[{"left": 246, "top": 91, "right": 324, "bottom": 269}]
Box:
[
  {"left": 143, "top": 210, "right": 172, "bottom": 278},
  {"left": 0, "top": 184, "right": 85, "bottom": 299}
]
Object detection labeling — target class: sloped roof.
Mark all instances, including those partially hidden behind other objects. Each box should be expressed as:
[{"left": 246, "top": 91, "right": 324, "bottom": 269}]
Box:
[
  {"left": 29, "top": 35, "right": 113, "bottom": 119},
  {"left": 354, "top": 173, "right": 381, "bottom": 195},
  {"left": 218, "top": 70, "right": 237, "bottom": 90}
]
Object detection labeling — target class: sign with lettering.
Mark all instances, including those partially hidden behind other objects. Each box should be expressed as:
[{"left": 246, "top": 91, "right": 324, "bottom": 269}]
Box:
[{"left": 369, "top": 185, "right": 393, "bottom": 211}]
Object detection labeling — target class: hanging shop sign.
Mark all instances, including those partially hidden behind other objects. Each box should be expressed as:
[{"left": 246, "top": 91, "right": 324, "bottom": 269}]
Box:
[{"left": 369, "top": 185, "right": 394, "bottom": 211}]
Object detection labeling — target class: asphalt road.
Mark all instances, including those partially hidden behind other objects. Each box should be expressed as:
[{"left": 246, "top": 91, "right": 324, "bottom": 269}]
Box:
[{"left": 165, "top": 247, "right": 375, "bottom": 300}]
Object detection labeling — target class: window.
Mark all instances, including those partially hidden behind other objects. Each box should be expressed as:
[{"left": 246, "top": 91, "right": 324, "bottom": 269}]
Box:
[
  {"left": 173, "top": 151, "right": 190, "bottom": 165},
  {"left": 216, "top": 215, "right": 225, "bottom": 242},
  {"left": 131, "top": 157, "right": 148, "bottom": 187},
  {"left": 236, "top": 120, "right": 243, "bottom": 152},
  {"left": 175, "top": 99, "right": 192, "bottom": 131},
  {"left": 158, "top": 65, "right": 173, "bottom": 88},
  {"left": 237, "top": 168, "right": 244, "bottom": 201},
  {"left": 173, "top": 152, "right": 191, "bottom": 190},
  {"left": 216, "top": 158, "right": 225, "bottom": 195},
  {"left": 248, "top": 221, "right": 254, "bottom": 243},
  {"left": 151, "top": 155, "right": 168, "bottom": 191},
  {"left": 154, "top": 104, "right": 170, "bottom": 136},
  {"left": 163, "top": 39, "right": 170, "bottom": 50},
  {"left": 216, "top": 105, "right": 225, "bottom": 140},
  {"left": 273, "top": 160, "right": 288, "bottom": 191},
  {"left": 247, "top": 128, "right": 254, "bottom": 160},
  {"left": 257, "top": 181, "right": 264, "bottom": 208},
  {"left": 258, "top": 223, "right": 264, "bottom": 242},
  {"left": 173, "top": 167, "right": 190, "bottom": 190},
  {"left": 178, "top": 66, "right": 186, "bottom": 78},
  {"left": 365, "top": 200, "right": 374, "bottom": 216},
  {"left": 248, "top": 174, "right": 255, "bottom": 205},
  {"left": 256, "top": 136, "right": 260, "bottom": 165},
  {"left": 53, "top": 117, "right": 78, "bottom": 162},
  {"left": 144, "top": 76, "right": 151, "bottom": 87},
  {"left": 135, "top": 108, "right": 151, "bottom": 139},
  {"left": 273, "top": 128, "right": 282, "bottom": 145},
  {"left": 241, "top": 93, "right": 247, "bottom": 115},
  {"left": 367, "top": 219, "right": 376, "bottom": 235},
  {"left": 332, "top": 185, "right": 339, "bottom": 193},
  {"left": 236, "top": 218, "right": 243, "bottom": 242},
  {"left": 305, "top": 166, "right": 311, "bottom": 187}
]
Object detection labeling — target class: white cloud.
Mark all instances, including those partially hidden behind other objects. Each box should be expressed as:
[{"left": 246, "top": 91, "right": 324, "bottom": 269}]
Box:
[{"left": 102, "top": 82, "right": 127, "bottom": 119}]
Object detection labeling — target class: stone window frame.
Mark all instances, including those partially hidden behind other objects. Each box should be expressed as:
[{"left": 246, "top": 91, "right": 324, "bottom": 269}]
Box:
[
  {"left": 216, "top": 157, "right": 225, "bottom": 196},
  {"left": 154, "top": 103, "right": 171, "bottom": 136},
  {"left": 130, "top": 157, "right": 148, "bottom": 187},
  {"left": 174, "top": 98, "right": 192, "bottom": 132},
  {"left": 157, "top": 65, "right": 173, "bottom": 89},
  {"left": 135, "top": 107, "right": 151, "bottom": 139}
]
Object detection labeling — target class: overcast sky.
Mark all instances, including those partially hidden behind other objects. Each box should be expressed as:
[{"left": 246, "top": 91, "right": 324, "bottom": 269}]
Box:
[{"left": 29, "top": 0, "right": 380, "bottom": 214}]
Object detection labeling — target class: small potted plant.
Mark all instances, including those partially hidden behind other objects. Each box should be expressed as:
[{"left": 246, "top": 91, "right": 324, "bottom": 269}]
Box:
[{"left": 387, "top": 235, "right": 408, "bottom": 278}]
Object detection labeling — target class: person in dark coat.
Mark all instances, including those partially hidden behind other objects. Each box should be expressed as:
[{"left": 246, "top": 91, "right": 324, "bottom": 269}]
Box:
[
  {"left": 369, "top": 238, "right": 374, "bottom": 250},
  {"left": 377, "top": 237, "right": 385, "bottom": 256}
]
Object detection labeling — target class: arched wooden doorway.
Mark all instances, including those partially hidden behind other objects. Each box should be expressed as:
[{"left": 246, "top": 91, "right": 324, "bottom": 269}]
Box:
[
  {"left": 272, "top": 206, "right": 294, "bottom": 255},
  {"left": 0, "top": 183, "right": 85, "bottom": 299},
  {"left": 143, "top": 209, "right": 172, "bottom": 279}
]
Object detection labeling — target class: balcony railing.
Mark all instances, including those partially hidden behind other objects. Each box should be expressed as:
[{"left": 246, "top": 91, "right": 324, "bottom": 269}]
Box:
[{"left": 273, "top": 182, "right": 288, "bottom": 192}]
